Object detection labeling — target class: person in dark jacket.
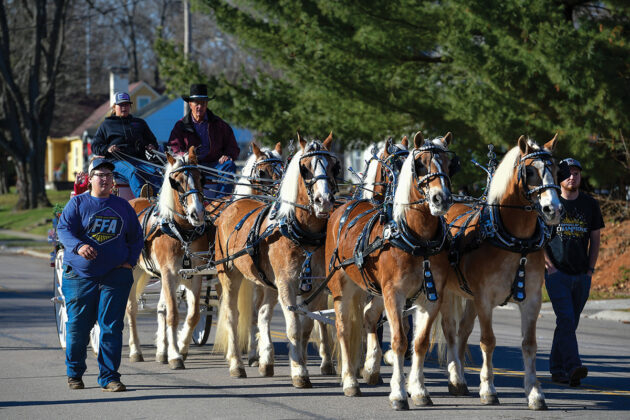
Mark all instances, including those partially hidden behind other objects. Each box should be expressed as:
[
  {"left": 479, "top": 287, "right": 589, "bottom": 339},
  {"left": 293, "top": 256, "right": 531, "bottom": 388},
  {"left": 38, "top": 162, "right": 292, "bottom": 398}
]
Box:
[
  {"left": 91, "top": 92, "right": 161, "bottom": 197},
  {"left": 167, "top": 84, "right": 240, "bottom": 198},
  {"left": 56, "top": 157, "right": 144, "bottom": 392}
]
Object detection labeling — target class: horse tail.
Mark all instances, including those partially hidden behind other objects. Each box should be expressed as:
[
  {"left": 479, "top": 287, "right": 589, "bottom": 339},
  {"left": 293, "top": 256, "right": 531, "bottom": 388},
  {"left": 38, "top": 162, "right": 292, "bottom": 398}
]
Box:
[
  {"left": 236, "top": 278, "right": 254, "bottom": 352},
  {"left": 430, "top": 291, "right": 465, "bottom": 366},
  {"left": 336, "top": 290, "right": 365, "bottom": 374},
  {"left": 212, "top": 276, "right": 254, "bottom": 356},
  {"left": 132, "top": 268, "right": 151, "bottom": 301}
]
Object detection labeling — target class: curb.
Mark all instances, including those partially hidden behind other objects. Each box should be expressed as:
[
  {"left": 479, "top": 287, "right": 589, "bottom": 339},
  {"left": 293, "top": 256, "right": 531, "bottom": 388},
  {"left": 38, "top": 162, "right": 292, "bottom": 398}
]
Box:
[{"left": 587, "top": 310, "right": 630, "bottom": 323}]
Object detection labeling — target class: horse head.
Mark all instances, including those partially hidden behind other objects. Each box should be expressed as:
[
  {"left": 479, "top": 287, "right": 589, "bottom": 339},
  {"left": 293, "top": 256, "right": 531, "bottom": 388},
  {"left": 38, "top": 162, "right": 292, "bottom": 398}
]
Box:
[
  {"left": 162, "top": 146, "right": 205, "bottom": 227},
  {"left": 405, "top": 131, "right": 454, "bottom": 216},
  {"left": 296, "top": 131, "right": 339, "bottom": 218},
  {"left": 516, "top": 134, "right": 562, "bottom": 225},
  {"left": 250, "top": 142, "right": 284, "bottom": 195}
]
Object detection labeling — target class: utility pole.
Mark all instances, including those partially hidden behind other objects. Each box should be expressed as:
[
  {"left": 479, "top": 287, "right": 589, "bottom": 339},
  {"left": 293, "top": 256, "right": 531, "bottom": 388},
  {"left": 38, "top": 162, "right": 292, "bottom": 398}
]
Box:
[
  {"left": 85, "top": 4, "right": 91, "bottom": 95},
  {"left": 184, "top": 0, "right": 191, "bottom": 58},
  {"left": 183, "top": 0, "right": 191, "bottom": 117}
]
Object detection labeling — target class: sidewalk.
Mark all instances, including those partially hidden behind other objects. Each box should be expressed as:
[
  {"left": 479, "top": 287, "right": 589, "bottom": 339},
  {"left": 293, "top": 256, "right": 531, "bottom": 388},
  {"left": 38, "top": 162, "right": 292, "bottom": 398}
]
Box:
[{"left": 501, "top": 299, "right": 630, "bottom": 323}]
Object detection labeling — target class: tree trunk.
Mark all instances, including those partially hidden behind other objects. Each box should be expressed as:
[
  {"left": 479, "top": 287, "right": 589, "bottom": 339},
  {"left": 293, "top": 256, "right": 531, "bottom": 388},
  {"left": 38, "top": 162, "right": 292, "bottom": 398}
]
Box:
[
  {"left": 0, "top": 162, "right": 8, "bottom": 194},
  {"left": 14, "top": 155, "right": 50, "bottom": 210}
]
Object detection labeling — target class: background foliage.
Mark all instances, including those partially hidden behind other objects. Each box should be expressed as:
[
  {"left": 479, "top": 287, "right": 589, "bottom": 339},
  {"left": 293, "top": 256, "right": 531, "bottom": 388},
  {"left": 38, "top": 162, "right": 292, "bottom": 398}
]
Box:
[{"left": 155, "top": 0, "right": 630, "bottom": 190}]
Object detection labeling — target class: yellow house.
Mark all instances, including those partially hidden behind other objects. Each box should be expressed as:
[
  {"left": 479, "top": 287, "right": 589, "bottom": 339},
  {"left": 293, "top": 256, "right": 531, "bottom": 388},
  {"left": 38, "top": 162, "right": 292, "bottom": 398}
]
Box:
[{"left": 45, "top": 81, "right": 160, "bottom": 187}]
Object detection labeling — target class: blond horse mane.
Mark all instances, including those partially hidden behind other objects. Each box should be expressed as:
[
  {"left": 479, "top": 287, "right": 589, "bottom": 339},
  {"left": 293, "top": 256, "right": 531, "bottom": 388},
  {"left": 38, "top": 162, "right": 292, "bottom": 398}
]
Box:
[
  {"left": 362, "top": 140, "right": 407, "bottom": 200},
  {"left": 487, "top": 139, "right": 541, "bottom": 204},
  {"left": 233, "top": 147, "right": 281, "bottom": 199},
  {"left": 393, "top": 138, "right": 446, "bottom": 223},
  {"left": 158, "top": 154, "right": 189, "bottom": 219},
  {"left": 275, "top": 146, "right": 305, "bottom": 220}
]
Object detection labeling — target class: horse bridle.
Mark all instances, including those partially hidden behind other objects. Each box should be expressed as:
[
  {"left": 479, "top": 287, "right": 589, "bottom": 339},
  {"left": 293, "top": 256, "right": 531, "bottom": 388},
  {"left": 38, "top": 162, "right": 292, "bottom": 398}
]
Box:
[
  {"left": 516, "top": 150, "right": 560, "bottom": 215},
  {"left": 410, "top": 143, "right": 453, "bottom": 200},
  {"left": 299, "top": 148, "right": 341, "bottom": 205},
  {"left": 251, "top": 153, "right": 285, "bottom": 195},
  {"left": 378, "top": 147, "right": 409, "bottom": 185},
  {"left": 168, "top": 164, "right": 203, "bottom": 214}
]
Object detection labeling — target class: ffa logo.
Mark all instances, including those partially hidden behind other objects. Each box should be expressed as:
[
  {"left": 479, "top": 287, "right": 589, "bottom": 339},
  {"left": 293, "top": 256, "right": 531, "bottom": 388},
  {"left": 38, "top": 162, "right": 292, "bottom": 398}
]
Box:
[{"left": 87, "top": 207, "right": 124, "bottom": 244}]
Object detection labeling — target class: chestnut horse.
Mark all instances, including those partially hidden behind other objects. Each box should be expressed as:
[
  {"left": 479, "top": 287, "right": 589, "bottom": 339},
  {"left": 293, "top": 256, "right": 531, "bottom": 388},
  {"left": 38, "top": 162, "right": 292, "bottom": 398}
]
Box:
[
  {"left": 325, "top": 132, "right": 456, "bottom": 410},
  {"left": 361, "top": 136, "right": 409, "bottom": 201},
  {"left": 439, "top": 135, "right": 562, "bottom": 410},
  {"left": 214, "top": 133, "right": 339, "bottom": 387},
  {"left": 126, "top": 147, "right": 208, "bottom": 369}
]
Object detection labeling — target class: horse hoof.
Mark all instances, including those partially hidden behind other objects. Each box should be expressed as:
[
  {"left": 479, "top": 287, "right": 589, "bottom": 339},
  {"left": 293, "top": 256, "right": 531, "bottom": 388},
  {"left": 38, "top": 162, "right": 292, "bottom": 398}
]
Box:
[
  {"left": 480, "top": 394, "right": 500, "bottom": 405},
  {"left": 230, "top": 367, "right": 247, "bottom": 378},
  {"left": 529, "top": 399, "right": 548, "bottom": 411},
  {"left": 156, "top": 353, "right": 168, "bottom": 364},
  {"left": 129, "top": 353, "right": 144, "bottom": 363},
  {"left": 412, "top": 395, "right": 433, "bottom": 406},
  {"left": 390, "top": 399, "right": 409, "bottom": 411},
  {"left": 292, "top": 376, "right": 312, "bottom": 388},
  {"left": 362, "top": 371, "right": 381, "bottom": 386},
  {"left": 169, "top": 359, "right": 185, "bottom": 370},
  {"left": 448, "top": 382, "right": 469, "bottom": 396},
  {"left": 343, "top": 386, "right": 361, "bottom": 397},
  {"left": 248, "top": 357, "right": 259, "bottom": 367},
  {"left": 321, "top": 363, "right": 336, "bottom": 376},
  {"left": 259, "top": 364, "right": 274, "bottom": 377}
]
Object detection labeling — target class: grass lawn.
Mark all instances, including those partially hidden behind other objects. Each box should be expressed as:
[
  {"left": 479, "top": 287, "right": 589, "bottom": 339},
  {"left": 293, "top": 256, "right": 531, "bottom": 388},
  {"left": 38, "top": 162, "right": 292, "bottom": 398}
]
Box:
[{"left": 0, "top": 188, "right": 71, "bottom": 236}]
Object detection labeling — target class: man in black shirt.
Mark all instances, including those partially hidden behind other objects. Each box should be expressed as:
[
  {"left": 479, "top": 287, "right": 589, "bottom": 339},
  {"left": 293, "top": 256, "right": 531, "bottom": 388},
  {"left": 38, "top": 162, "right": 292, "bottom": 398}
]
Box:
[{"left": 544, "top": 158, "right": 604, "bottom": 387}]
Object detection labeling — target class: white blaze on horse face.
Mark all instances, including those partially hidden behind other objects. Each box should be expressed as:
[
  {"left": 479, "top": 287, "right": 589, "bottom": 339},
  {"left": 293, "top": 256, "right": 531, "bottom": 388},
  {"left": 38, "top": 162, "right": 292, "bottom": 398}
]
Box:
[
  {"left": 186, "top": 171, "right": 205, "bottom": 227},
  {"left": 427, "top": 155, "right": 451, "bottom": 216},
  {"left": 311, "top": 155, "right": 333, "bottom": 217},
  {"left": 532, "top": 160, "right": 562, "bottom": 225}
]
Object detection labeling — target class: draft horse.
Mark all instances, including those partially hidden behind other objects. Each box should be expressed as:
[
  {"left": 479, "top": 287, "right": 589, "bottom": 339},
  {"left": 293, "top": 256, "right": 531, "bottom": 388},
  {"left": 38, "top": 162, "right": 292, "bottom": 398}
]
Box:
[
  {"left": 126, "top": 147, "right": 208, "bottom": 369},
  {"left": 440, "top": 135, "right": 562, "bottom": 410},
  {"left": 325, "top": 132, "right": 457, "bottom": 410},
  {"left": 214, "top": 132, "right": 339, "bottom": 387}
]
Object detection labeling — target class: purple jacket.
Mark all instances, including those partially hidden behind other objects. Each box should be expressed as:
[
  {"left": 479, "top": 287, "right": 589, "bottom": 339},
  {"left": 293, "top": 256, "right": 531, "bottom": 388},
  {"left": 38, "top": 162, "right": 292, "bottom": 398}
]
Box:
[{"left": 167, "top": 110, "right": 240, "bottom": 163}]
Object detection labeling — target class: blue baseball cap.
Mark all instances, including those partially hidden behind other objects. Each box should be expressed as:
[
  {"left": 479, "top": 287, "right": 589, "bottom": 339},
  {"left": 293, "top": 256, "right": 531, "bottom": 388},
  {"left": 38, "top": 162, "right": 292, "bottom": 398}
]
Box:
[
  {"left": 89, "top": 157, "right": 115, "bottom": 174},
  {"left": 114, "top": 92, "right": 132, "bottom": 105},
  {"left": 560, "top": 158, "right": 582, "bottom": 170}
]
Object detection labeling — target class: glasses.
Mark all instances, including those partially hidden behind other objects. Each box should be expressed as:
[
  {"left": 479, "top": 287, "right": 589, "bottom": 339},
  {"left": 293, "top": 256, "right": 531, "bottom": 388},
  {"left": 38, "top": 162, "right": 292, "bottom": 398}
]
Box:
[{"left": 92, "top": 172, "right": 114, "bottom": 180}]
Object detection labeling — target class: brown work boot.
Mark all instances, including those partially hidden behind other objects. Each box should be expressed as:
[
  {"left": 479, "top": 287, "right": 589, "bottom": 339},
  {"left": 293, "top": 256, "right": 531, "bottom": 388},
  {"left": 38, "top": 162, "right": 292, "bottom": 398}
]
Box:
[
  {"left": 68, "top": 377, "right": 84, "bottom": 390},
  {"left": 102, "top": 381, "right": 127, "bottom": 392}
]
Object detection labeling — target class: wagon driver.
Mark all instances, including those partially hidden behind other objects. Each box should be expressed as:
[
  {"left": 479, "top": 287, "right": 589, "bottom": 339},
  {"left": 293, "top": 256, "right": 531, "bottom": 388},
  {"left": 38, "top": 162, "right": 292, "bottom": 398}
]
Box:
[
  {"left": 167, "top": 83, "right": 240, "bottom": 198},
  {"left": 91, "top": 91, "right": 161, "bottom": 198},
  {"left": 56, "top": 157, "right": 144, "bottom": 392}
]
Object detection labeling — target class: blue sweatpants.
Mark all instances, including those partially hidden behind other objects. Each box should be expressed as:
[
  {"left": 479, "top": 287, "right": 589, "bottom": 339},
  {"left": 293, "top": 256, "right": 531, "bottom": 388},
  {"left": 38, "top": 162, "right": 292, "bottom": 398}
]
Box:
[
  {"left": 112, "top": 159, "right": 162, "bottom": 198},
  {"left": 545, "top": 270, "right": 591, "bottom": 377},
  {"left": 62, "top": 265, "right": 133, "bottom": 387},
  {"left": 201, "top": 159, "right": 237, "bottom": 199}
]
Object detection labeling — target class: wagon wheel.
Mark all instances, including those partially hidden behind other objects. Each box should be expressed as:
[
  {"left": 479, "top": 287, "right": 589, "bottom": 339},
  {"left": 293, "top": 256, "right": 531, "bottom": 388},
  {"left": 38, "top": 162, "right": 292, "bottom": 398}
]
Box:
[
  {"left": 90, "top": 323, "right": 100, "bottom": 355},
  {"left": 192, "top": 304, "right": 212, "bottom": 346},
  {"left": 53, "top": 248, "right": 67, "bottom": 349}
]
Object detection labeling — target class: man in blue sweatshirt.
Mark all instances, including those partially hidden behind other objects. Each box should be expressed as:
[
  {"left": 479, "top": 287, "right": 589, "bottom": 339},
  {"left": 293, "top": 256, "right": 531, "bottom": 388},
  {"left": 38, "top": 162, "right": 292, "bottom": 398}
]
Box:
[{"left": 57, "top": 157, "right": 144, "bottom": 392}]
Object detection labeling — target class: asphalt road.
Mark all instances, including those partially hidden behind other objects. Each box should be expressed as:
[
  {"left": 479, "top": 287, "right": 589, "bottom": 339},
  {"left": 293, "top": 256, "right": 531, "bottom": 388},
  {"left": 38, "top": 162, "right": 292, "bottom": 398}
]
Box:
[{"left": 1, "top": 252, "right": 629, "bottom": 419}]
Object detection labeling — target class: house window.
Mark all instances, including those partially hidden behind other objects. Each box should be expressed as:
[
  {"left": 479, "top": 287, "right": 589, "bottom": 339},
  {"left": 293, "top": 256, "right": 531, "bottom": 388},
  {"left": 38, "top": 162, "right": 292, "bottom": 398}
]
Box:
[{"left": 137, "top": 96, "right": 151, "bottom": 109}]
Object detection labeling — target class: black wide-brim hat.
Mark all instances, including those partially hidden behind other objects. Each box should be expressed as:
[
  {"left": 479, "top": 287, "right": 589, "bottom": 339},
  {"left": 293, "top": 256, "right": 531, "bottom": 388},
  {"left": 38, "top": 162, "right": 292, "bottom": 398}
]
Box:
[{"left": 182, "top": 83, "right": 215, "bottom": 102}]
